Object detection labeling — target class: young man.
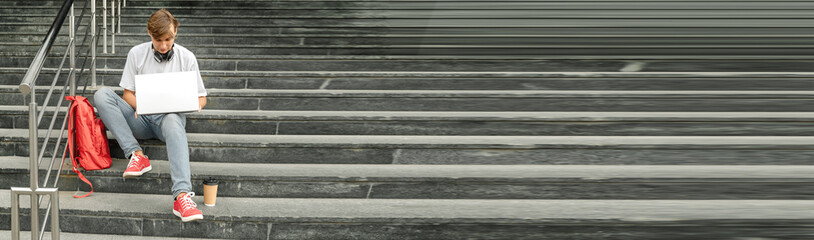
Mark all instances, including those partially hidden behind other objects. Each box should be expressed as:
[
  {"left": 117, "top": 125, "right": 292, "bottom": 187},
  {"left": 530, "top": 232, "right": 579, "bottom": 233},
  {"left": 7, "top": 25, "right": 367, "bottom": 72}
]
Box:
[{"left": 94, "top": 9, "right": 206, "bottom": 222}]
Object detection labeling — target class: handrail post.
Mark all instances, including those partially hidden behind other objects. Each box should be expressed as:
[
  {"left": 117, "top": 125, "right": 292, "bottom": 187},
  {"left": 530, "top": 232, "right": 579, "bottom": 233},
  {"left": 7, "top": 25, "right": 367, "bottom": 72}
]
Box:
[
  {"left": 49, "top": 189, "right": 60, "bottom": 240},
  {"left": 117, "top": 0, "right": 121, "bottom": 34},
  {"left": 103, "top": 0, "right": 107, "bottom": 54},
  {"left": 70, "top": 3, "right": 76, "bottom": 96},
  {"left": 10, "top": 189, "right": 20, "bottom": 240},
  {"left": 111, "top": 0, "right": 116, "bottom": 54},
  {"left": 28, "top": 96, "right": 40, "bottom": 240},
  {"left": 91, "top": 0, "right": 97, "bottom": 88},
  {"left": 10, "top": 95, "right": 41, "bottom": 239}
]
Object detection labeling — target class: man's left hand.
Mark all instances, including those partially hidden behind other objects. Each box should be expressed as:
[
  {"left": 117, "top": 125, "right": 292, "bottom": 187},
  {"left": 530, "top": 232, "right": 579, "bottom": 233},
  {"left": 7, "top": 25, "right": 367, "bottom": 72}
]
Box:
[{"left": 198, "top": 96, "right": 207, "bottom": 112}]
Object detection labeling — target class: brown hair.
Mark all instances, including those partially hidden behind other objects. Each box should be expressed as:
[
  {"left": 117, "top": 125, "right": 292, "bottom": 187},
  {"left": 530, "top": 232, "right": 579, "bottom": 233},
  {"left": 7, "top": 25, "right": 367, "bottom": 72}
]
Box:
[{"left": 147, "top": 9, "right": 179, "bottom": 38}]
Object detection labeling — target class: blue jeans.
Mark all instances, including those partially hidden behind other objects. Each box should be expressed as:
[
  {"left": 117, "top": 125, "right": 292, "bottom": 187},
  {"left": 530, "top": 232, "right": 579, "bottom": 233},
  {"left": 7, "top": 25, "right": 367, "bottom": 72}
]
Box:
[{"left": 94, "top": 87, "right": 192, "bottom": 197}]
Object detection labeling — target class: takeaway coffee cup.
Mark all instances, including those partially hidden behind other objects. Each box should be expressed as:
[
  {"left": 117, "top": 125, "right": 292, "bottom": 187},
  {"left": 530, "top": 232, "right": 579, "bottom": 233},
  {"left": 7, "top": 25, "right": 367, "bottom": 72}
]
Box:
[{"left": 203, "top": 178, "right": 218, "bottom": 206}]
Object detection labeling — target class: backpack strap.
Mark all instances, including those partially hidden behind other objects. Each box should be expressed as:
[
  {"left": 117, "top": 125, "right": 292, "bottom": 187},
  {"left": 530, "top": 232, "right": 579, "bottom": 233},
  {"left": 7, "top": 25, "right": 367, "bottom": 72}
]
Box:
[{"left": 65, "top": 97, "right": 95, "bottom": 198}]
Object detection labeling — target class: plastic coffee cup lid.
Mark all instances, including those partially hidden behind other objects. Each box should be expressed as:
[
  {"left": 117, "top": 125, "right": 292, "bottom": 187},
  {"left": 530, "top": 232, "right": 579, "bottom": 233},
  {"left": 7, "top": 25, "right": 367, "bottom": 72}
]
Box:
[{"left": 203, "top": 178, "right": 219, "bottom": 185}]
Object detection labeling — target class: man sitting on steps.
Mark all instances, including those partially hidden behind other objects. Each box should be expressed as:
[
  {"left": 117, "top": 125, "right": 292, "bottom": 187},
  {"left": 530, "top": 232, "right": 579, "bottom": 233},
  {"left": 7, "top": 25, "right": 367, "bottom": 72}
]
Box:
[{"left": 93, "top": 9, "right": 207, "bottom": 222}]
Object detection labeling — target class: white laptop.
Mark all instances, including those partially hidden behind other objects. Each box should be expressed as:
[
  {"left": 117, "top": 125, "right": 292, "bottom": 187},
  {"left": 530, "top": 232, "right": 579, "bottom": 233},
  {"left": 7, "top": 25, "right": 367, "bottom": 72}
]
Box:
[{"left": 134, "top": 71, "right": 200, "bottom": 115}]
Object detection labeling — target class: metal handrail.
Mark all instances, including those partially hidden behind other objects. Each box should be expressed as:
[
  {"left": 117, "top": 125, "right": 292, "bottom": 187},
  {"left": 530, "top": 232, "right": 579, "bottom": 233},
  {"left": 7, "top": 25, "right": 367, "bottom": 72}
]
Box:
[
  {"left": 12, "top": 0, "right": 76, "bottom": 237},
  {"left": 9, "top": 0, "right": 120, "bottom": 239}
]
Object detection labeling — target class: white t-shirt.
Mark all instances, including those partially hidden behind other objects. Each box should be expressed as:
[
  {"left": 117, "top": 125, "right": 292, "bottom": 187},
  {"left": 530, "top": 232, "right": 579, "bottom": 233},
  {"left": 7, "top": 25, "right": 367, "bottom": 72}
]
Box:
[{"left": 119, "top": 42, "right": 207, "bottom": 97}]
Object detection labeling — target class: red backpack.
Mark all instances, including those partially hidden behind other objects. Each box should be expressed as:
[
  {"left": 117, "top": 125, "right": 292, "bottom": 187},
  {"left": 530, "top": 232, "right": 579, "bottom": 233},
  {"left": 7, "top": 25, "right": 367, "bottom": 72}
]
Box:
[{"left": 65, "top": 95, "right": 112, "bottom": 198}]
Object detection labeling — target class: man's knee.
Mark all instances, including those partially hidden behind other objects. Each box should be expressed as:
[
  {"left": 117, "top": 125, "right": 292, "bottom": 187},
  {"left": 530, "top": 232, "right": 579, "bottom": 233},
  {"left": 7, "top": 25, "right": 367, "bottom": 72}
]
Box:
[
  {"left": 161, "top": 114, "right": 186, "bottom": 130},
  {"left": 93, "top": 87, "right": 116, "bottom": 106},
  {"left": 159, "top": 114, "right": 187, "bottom": 142}
]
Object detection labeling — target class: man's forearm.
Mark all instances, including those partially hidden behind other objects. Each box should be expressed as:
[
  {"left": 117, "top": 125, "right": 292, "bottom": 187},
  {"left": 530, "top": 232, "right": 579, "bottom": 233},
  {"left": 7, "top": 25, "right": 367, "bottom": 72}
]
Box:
[{"left": 123, "top": 89, "right": 138, "bottom": 110}]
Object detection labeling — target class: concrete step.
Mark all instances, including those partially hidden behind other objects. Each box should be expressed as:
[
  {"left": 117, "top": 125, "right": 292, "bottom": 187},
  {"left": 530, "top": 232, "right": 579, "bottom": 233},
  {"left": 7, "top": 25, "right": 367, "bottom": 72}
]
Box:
[
  {"left": 140, "top": 89, "right": 814, "bottom": 112},
  {"left": 11, "top": 23, "right": 814, "bottom": 51},
  {"left": 230, "top": 11, "right": 814, "bottom": 19},
  {"left": 3, "top": 106, "right": 814, "bottom": 136},
  {"left": 3, "top": 86, "right": 814, "bottom": 111},
  {"left": 6, "top": 41, "right": 814, "bottom": 57},
  {"left": 10, "top": 46, "right": 813, "bottom": 58},
  {"left": 4, "top": 8, "right": 808, "bottom": 23},
  {"left": 78, "top": 110, "right": 814, "bottom": 136},
  {"left": 16, "top": 1, "right": 814, "bottom": 11},
  {"left": 28, "top": 9, "right": 746, "bottom": 19},
  {"left": 89, "top": 135, "right": 814, "bottom": 166},
  {"left": 31, "top": 24, "right": 780, "bottom": 40},
  {"left": 152, "top": 89, "right": 814, "bottom": 112},
  {"left": 124, "top": 0, "right": 431, "bottom": 9},
  {"left": 5, "top": 66, "right": 814, "bottom": 93},
  {"left": 0, "top": 231, "right": 213, "bottom": 240},
  {"left": 8, "top": 6, "right": 814, "bottom": 22},
  {"left": 0, "top": 54, "right": 636, "bottom": 71},
  {"left": 3, "top": 156, "right": 814, "bottom": 199},
  {"left": 3, "top": 49, "right": 814, "bottom": 71},
  {"left": 0, "top": 0, "right": 71, "bottom": 7},
  {"left": 4, "top": 128, "right": 814, "bottom": 164},
  {"left": 8, "top": 19, "right": 814, "bottom": 36},
  {"left": 4, "top": 86, "right": 814, "bottom": 111},
  {"left": 8, "top": 16, "right": 814, "bottom": 32},
  {"left": 10, "top": 8, "right": 525, "bottom": 18},
  {"left": 14, "top": 32, "right": 814, "bottom": 49},
  {"left": 4, "top": 42, "right": 541, "bottom": 57},
  {"left": 8, "top": 16, "right": 814, "bottom": 29},
  {"left": 5, "top": 71, "right": 814, "bottom": 91},
  {"left": 6, "top": 59, "right": 814, "bottom": 74},
  {"left": 23, "top": 156, "right": 814, "bottom": 199},
  {"left": 0, "top": 22, "right": 397, "bottom": 36},
  {"left": 9, "top": 3, "right": 556, "bottom": 14},
  {"left": 2, "top": 189, "right": 814, "bottom": 238}
]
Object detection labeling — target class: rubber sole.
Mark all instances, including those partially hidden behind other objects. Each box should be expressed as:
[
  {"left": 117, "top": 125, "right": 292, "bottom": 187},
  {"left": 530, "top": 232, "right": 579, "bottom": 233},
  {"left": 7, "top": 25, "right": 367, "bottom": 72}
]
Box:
[
  {"left": 122, "top": 165, "right": 152, "bottom": 178},
  {"left": 173, "top": 210, "right": 204, "bottom": 222}
]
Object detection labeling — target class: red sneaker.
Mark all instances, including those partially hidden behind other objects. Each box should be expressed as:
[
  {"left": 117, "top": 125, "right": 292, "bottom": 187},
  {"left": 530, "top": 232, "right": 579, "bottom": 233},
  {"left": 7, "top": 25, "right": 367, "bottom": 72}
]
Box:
[
  {"left": 122, "top": 153, "right": 151, "bottom": 178},
  {"left": 173, "top": 192, "right": 204, "bottom": 222}
]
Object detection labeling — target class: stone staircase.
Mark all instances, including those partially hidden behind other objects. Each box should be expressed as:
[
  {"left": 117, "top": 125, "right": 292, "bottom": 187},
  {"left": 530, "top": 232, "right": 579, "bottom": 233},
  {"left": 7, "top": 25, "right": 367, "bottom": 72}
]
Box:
[{"left": 2, "top": 0, "right": 814, "bottom": 239}]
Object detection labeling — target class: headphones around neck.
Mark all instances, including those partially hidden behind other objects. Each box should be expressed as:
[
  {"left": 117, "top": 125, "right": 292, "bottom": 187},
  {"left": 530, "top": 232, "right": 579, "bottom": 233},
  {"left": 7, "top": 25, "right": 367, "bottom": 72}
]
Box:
[{"left": 152, "top": 43, "right": 175, "bottom": 63}]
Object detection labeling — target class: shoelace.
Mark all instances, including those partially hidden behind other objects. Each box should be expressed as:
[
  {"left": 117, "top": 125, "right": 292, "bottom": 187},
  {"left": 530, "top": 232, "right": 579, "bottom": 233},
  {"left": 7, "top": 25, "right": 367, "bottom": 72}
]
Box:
[
  {"left": 127, "top": 155, "right": 144, "bottom": 169},
  {"left": 180, "top": 192, "right": 198, "bottom": 211}
]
